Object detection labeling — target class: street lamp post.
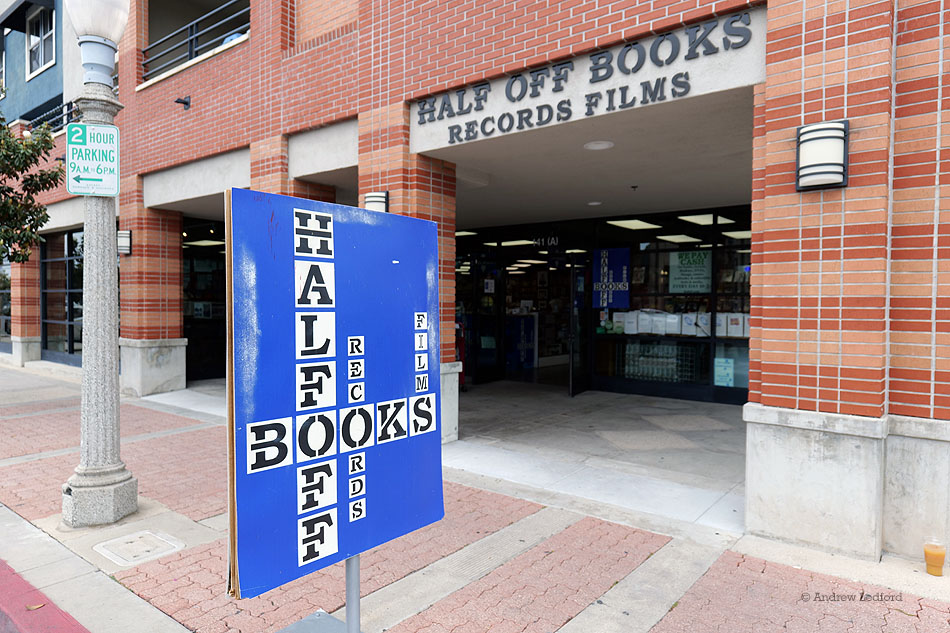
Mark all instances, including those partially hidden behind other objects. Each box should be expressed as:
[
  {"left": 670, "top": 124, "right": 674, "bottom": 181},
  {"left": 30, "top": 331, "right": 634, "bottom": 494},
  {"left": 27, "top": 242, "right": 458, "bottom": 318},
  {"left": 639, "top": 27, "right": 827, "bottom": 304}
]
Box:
[{"left": 61, "top": 0, "right": 137, "bottom": 526}]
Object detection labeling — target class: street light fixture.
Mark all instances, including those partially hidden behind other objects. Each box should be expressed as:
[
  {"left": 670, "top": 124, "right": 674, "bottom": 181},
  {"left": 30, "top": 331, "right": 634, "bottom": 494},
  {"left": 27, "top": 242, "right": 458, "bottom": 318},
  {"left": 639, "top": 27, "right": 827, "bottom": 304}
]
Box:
[{"left": 61, "top": 0, "right": 137, "bottom": 527}]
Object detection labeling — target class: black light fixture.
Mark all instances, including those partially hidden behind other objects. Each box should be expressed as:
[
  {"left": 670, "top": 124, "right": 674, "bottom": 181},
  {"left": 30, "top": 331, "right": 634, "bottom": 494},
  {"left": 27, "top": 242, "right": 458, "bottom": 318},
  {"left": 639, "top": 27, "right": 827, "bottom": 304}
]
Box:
[
  {"left": 117, "top": 230, "right": 132, "bottom": 255},
  {"left": 796, "top": 120, "right": 849, "bottom": 191},
  {"left": 364, "top": 191, "right": 389, "bottom": 213},
  {"left": 175, "top": 96, "right": 191, "bottom": 110}
]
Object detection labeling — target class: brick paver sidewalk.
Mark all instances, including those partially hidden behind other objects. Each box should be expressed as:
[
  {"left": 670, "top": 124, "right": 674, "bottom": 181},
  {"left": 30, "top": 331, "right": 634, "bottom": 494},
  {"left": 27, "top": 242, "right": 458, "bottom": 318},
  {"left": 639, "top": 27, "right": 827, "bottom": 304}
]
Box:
[{"left": 2, "top": 366, "right": 950, "bottom": 633}]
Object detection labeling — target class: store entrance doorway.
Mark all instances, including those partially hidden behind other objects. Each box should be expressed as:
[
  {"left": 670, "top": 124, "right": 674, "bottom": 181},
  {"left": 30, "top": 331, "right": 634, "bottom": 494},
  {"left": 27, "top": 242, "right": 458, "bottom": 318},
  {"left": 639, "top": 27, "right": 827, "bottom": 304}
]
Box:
[{"left": 457, "top": 234, "right": 594, "bottom": 395}]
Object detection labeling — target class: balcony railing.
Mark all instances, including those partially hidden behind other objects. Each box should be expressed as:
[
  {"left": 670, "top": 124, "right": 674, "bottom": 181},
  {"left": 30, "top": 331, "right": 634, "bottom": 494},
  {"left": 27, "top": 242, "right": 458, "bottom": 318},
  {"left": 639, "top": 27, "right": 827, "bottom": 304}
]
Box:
[
  {"left": 142, "top": 0, "right": 249, "bottom": 82},
  {"left": 29, "top": 101, "right": 78, "bottom": 133}
]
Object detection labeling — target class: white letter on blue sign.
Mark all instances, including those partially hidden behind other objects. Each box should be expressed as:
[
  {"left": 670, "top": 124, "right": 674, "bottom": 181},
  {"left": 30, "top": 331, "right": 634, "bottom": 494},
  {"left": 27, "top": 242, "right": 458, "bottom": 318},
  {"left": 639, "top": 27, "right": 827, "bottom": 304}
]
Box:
[
  {"left": 298, "top": 509, "right": 338, "bottom": 566},
  {"left": 409, "top": 394, "right": 436, "bottom": 436},
  {"left": 246, "top": 418, "right": 294, "bottom": 474},
  {"left": 294, "top": 209, "right": 333, "bottom": 257},
  {"left": 414, "top": 332, "right": 428, "bottom": 351},
  {"left": 348, "top": 337, "right": 364, "bottom": 356},
  {"left": 376, "top": 399, "right": 408, "bottom": 444},
  {"left": 295, "top": 261, "right": 335, "bottom": 308},
  {"left": 348, "top": 382, "right": 365, "bottom": 404},
  {"left": 349, "top": 499, "right": 366, "bottom": 522},
  {"left": 349, "top": 475, "right": 365, "bottom": 498},
  {"left": 297, "top": 362, "right": 337, "bottom": 410},
  {"left": 415, "top": 374, "right": 429, "bottom": 392},
  {"left": 340, "top": 405, "right": 375, "bottom": 451},
  {"left": 348, "top": 359, "right": 364, "bottom": 380},
  {"left": 348, "top": 452, "right": 366, "bottom": 475},
  {"left": 415, "top": 353, "right": 428, "bottom": 372},
  {"left": 296, "top": 312, "right": 335, "bottom": 359},
  {"left": 414, "top": 312, "right": 428, "bottom": 330},
  {"left": 297, "top": 459, "right": 336, "bottom": 514},
  {"left": 296, "top": 412, "right": 336, "bottom": 461}
]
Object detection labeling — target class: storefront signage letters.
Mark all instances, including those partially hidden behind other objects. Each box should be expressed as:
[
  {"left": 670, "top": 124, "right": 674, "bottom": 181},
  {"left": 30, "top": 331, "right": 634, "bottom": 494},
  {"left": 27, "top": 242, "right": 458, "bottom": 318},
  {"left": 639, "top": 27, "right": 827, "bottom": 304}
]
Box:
[{"left": 410, "top": 8, "right": 766, "bottom": 153}]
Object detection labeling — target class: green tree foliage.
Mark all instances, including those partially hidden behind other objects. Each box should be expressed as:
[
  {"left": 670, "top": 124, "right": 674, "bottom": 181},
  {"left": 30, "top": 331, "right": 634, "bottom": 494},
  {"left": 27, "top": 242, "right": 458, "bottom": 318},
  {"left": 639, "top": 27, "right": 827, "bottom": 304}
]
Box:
[{"left": 0, "top": 116, "right": 63, "bottom": 263}]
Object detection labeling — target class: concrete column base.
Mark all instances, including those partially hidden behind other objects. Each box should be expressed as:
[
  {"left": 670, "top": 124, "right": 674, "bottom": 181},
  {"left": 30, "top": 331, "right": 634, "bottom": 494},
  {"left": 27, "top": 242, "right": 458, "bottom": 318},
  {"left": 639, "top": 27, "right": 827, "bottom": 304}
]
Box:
[
  {"left": 884, "top": 415, "right": 950, "bottom": 560},
  {"left": 62, "top": 472, "right": 138, "bottom": 527},
  {"left": 440, "top": 361, "right": 462, "bottom": 443},
  {"left": 118, "top": 337, "right": 187, "bottom": 397},
  {"left": 11, "top": 336, "right": 41, "bottom": 366},
  {"left": 744, "top": 403, "right": 886, "bottom": 560}
]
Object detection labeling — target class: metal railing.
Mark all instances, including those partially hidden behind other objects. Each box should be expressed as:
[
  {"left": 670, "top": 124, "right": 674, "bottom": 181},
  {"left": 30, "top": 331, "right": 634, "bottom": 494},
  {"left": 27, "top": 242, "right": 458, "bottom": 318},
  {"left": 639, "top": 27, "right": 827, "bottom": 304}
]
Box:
[
  {"left": 29, "top": 101, "right": 78, "bottom": 133},
  {"left": 141, "top": 0, "right": 249, "bottom": 82}
]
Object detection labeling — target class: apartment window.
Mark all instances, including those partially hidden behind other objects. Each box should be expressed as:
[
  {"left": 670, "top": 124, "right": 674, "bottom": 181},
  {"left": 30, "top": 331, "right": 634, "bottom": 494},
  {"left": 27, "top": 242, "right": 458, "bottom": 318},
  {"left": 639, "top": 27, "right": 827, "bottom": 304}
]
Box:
[
  {"left": 26, "top": 7, "right": 54, "bottom": 78},
  {"left": 1, "top": 47, "right": 5, "bottom": 97}
]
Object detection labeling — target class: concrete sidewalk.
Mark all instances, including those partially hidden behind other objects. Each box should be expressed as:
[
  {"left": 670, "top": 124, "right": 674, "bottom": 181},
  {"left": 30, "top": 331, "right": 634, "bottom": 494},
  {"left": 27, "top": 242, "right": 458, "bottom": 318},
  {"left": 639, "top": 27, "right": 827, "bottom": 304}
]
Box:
[{"left": 1, "top": 363, "right": 949, "bottom": 633}]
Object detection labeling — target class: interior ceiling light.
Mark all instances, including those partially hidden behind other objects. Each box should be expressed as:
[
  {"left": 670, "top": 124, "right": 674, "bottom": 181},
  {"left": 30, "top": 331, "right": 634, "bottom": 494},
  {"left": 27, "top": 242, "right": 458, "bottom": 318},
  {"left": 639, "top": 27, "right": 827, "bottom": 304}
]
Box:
[
  {"left": 549, "top": 266, "right": 556, "bottom": 270},
  {"left": 607, "top": 219, "right": 662, "bottom": 231},
  {"left": 484, "top": 242, "right": 498, "bottom": 247},
  {"left": 182, "top": 232, "right": 188, "bottom": 237},
  {"left": 723, "top": 230, "right": 752, "bottom": 239},
  {"left": 657, "top": 235, "right": 701, "bottom": 243},
  {"left": 509, "top": 270, "right": 525, "bottom": 275},
  {"left": 501, "top": 240, "right": 535, "bottom": 247},
  {"left": 183, "top": 239, "right": 226, "bottom": 247},
  {"left": 566, "top": 248, "right": 586, "bottom": 253},
  {"left": 512, "top": 263, "right": 531, "bottom": 268},
  {"left": 699, "top": 244, "right": 712, "bottom": 248},
  {"left": 587, "top": 201, "right": 602, "bottom": 206},
  {"left": 518, "top": 259, "right": 546, "bottom": 264},
  {"left": 538, "top": 250, "right": 549, "bottom": 255},
  {"left": 455, "top": 230, "right": 477, "bottom": 237},
  {"left": 506, "top": 266, "right": 519, "bottom": 271},
  {"left": 737, "top": 249, "right": 752, "bottom": 254},
  {"left": 678, "top": 214, "right": 735, "bottom": 226},
  {"left": 583, "top": 140, "right": 614, "bottom": 151}
]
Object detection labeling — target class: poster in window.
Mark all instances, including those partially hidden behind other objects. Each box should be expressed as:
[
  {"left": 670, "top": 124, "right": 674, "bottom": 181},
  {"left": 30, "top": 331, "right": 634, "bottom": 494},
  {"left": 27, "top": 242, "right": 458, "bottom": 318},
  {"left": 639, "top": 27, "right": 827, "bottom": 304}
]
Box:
[
  {"left": 669, "top": 251, "right": 711, "bottom": 294},
  {"left": 592, "top": 248, "right": 630, "bottom": 309}
]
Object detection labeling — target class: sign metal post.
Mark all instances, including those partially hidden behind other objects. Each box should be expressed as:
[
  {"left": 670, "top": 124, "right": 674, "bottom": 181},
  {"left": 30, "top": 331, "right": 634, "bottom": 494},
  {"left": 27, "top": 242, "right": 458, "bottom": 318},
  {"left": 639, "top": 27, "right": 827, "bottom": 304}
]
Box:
[{"left": 345, "top": 556, "right": 359, "bottom": 633}]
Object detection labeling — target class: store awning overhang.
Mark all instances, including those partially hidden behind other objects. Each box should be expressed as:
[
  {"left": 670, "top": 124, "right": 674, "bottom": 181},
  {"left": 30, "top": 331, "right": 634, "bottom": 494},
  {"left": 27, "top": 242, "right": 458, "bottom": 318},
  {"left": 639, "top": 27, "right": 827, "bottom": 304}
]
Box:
[{"left": 0, "top": 0, "right": 53, "bottom": 33}]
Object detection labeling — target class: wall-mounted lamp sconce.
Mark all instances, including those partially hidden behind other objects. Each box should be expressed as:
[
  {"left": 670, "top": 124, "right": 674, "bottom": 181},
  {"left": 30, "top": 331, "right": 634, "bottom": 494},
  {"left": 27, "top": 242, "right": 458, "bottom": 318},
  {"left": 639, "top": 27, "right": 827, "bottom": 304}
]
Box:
[
  {"left": 117, "top": 230, "right": 132, "bottom": 255},
  {"left": 796, "top": 120, "right": 849, "bottom": 191},
  {"left": 364, "top": 191, "right": 389, "bottom": 213},
  {"left": 174, "top": 96, "right": 191, "bottom": 110}
]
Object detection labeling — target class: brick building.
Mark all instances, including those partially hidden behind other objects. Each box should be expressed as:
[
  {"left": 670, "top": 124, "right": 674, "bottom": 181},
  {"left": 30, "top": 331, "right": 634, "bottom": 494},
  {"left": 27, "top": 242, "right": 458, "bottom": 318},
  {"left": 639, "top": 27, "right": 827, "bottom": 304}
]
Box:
[{"left": 1, "top": 0, "right": 948, "bottom": 561}]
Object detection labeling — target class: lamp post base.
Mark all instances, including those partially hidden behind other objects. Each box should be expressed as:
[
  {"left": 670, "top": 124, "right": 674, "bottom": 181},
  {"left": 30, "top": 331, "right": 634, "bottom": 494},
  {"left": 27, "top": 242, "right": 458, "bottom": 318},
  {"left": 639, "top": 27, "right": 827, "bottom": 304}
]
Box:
[{"left": 62, "top": 469, "right": 138, "bottom": 527}]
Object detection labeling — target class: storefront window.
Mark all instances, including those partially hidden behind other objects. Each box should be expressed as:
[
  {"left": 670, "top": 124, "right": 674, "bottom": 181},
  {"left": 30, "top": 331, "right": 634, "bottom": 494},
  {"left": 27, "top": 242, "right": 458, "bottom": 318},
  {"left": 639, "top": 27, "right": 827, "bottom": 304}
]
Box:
[
  {"left": 41, "top": 230, "right": 84, "bottom": 364},
  {"left": 456, "top": 206, "right": 752, "bottom": 404},
  {"left": 0, "top": 258, "right": 11, "bottom": 352}
]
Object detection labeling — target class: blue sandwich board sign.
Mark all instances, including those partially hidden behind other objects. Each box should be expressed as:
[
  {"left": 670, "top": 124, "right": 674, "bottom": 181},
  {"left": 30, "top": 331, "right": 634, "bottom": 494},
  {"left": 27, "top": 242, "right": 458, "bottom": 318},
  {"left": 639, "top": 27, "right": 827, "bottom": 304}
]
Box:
[{"left": 226, "top": 189, "right": 444, "bottom": 599}]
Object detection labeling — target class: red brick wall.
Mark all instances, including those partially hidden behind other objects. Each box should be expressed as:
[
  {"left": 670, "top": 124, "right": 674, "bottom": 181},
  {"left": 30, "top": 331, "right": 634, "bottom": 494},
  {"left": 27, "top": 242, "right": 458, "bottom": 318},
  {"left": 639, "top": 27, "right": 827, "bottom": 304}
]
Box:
[
  {"left": 887, "top": 0, "right": 950, "bottom": 420},
  {"left": 752, "top": 0, "right": 895, "bottom": 419},
  {"left": 118, "top": 176, "right": 184, "bottom": 339},
  {"left": 296, "top": 0, "right": 358, "bottom": 49},
  {"left": 10, "top": 256, "right": 40, "bottom": 339}
]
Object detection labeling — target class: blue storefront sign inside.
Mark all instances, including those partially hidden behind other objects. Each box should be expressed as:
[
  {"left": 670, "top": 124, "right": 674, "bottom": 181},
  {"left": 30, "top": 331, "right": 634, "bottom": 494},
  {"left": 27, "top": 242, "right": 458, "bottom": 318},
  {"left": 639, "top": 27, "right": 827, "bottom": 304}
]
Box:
[
  {"left": 593, "top": 248, "right": 630, "bottom": 309},
  {"left": 226, "top": 189, "right": 444, "bottom": 598}
]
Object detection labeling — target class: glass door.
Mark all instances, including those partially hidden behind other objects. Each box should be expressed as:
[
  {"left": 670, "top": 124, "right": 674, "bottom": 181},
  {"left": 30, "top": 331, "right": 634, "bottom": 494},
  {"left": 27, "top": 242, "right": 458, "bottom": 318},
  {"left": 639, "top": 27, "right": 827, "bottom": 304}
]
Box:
[{"left": 569, "top": 255, "right": 590, "bottom": 396}]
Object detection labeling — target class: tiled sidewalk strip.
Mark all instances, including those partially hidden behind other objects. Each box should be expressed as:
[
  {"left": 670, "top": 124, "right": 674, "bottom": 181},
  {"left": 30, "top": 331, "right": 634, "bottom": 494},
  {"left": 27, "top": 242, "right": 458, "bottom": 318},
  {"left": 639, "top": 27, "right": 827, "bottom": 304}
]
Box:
[
  {"left": 0, "top": 426, "right": 228, "bottom": 521},
  {"left": 114, "top": 482, "right": 542, "bottom": 633},
  {"left": 386, "top": 516, "right": 670, "bottom": 633},
  {"left": 651, "top": 551, "right": 950, "bottom": 633},
  {"left": 0, "top": 396, "right": 80, "bottom": 419},
  {"left": 0, "top": 560, "right": 91, "bottom": 633},
  {"left": 0, "top": 404, "right": 201, "bottom": 459}
]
